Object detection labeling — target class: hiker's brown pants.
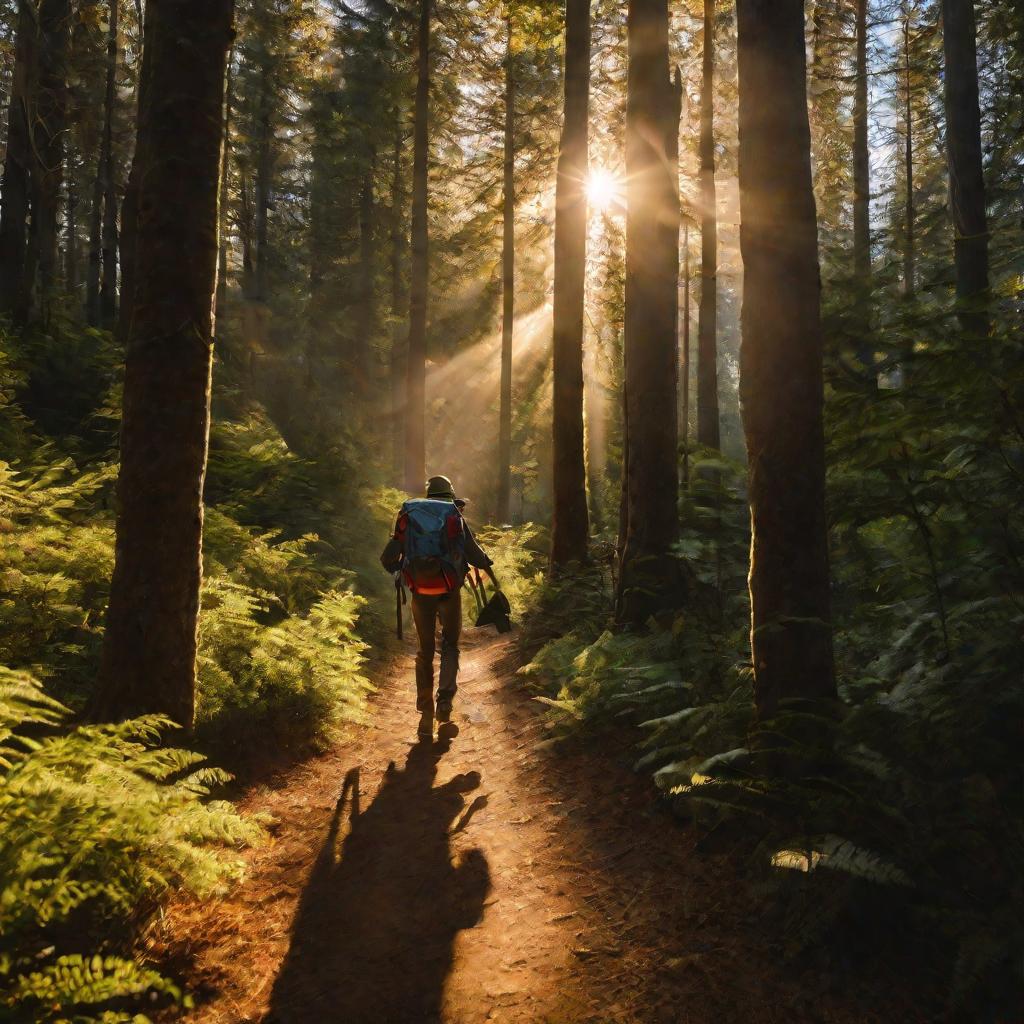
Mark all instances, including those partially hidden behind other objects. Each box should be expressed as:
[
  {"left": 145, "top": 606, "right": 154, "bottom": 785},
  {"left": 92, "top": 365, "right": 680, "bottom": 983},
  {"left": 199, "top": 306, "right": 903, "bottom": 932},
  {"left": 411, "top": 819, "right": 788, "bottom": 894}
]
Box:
[{"left": 411, "top": 589, "right": 462, "bottom": 713}]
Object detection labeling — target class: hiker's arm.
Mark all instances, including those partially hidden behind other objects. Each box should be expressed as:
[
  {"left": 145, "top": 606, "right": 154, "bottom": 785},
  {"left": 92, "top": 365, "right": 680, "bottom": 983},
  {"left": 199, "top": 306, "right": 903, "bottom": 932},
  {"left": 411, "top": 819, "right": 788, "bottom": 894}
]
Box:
[
  {"left": 380, "top": 517, "right": 404, "bottom": 572},
  {"left": 464, "top": 523, "right": 501, "bottom": 591},
  {"left": 381, "top": 539, "right": 402, "bottom": 572}
]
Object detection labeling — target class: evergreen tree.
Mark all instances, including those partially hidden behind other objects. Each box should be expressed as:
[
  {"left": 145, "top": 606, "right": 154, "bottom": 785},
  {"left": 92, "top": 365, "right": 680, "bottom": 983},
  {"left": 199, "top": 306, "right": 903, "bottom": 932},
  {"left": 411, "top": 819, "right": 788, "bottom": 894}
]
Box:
[
  {"left": 0, "top": 0, "right": 36, "bottom": 321},
  {"left": 550, "top": 0, "right": 591, "bottom": 566},
  {"left": 852, "top": 0, "right": 873, "bottom": 369},
  {"left": 696, "top": 0, "right": 719, "bottom": 450},
  {"left": 94, "top": 0, "right": 234, "bottom": 727},
  {"left": 735, "top": 0, "right": 836, "bottom": 714},
  {"left": 941, "top": 0, "right": 988, "bottom": 338},
  {"left": 616, "top": 0, "right": 682, "bottom": 623},
  {"left": 497, "top": 7, "right": 515, "bottom": 525},
  {"left": 404, "top": 0, "right": 431, "bottom": 492}
]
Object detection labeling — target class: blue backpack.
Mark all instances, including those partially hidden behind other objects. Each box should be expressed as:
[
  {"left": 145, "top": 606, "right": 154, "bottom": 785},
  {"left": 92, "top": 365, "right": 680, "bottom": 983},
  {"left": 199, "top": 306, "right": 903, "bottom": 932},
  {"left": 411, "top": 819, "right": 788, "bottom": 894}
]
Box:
[{"left": 400, "top": 498, "right": 466, "bottom": 593}]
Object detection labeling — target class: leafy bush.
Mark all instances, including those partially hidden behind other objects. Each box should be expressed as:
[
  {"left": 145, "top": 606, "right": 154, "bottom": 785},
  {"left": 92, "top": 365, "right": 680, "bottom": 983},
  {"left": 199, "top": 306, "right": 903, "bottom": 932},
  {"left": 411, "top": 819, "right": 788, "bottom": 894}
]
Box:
[
  {"left": 516, "top": 559, "right": 613, "bottom": 655},
  {"left": 462, "top": 521, "right": 546, "bottom": 628},
  {"left": 521, "top": 345, "right": 1024, "bottom": 1010},
  {"left": 205, "top": 412, "right": 328, "bottom": 540},
  {"left": 0, "top": 668, "right": 260, "bottom": 1023},
  {"left": 0, "top": 452, "right": 374, "bottom": 764},
  {"left": 520, "top": 449, "right": 748, "bottom": 727},
  {"left": 0, "top": 458, "right": 115, "bottom": 700},
  {"left": 197, "top": 580, "right": 372, "bottom": 760}
]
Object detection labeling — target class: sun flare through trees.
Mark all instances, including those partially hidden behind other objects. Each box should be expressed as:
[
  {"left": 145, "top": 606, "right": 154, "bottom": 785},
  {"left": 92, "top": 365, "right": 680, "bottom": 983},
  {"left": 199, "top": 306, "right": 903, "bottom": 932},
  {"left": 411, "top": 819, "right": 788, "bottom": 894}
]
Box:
[{"left": 0, "top": 0, "right": 1021, "bottom": 1020}]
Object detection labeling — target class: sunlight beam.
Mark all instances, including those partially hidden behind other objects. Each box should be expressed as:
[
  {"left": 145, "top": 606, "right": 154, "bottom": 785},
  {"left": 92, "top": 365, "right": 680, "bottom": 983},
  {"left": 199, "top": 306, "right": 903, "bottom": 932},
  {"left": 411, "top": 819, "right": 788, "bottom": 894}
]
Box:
[{"left": 586, "top": 168, "right": 622, "bottom": 213}]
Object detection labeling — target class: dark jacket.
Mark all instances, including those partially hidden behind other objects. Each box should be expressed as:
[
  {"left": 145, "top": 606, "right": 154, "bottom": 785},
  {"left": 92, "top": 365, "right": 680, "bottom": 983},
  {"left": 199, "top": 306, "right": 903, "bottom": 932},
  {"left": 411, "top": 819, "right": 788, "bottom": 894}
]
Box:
[{"left": 380, "top": 507, "right": 493, "bottom": 591}]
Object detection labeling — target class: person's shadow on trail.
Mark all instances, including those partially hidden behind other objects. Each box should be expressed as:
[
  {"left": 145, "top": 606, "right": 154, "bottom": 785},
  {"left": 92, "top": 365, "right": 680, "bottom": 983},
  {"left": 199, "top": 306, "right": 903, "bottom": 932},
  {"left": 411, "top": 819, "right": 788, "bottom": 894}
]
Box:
[{"left": 266, "top": 731, "right": 491, "bottom": 1024}]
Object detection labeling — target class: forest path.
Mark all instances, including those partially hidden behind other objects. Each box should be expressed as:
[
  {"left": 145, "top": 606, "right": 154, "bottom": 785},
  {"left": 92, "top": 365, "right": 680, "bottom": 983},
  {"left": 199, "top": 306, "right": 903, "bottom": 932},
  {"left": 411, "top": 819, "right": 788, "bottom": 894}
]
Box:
[{"left": 160, "top": 633, "right": 905, "bottom": 1024}]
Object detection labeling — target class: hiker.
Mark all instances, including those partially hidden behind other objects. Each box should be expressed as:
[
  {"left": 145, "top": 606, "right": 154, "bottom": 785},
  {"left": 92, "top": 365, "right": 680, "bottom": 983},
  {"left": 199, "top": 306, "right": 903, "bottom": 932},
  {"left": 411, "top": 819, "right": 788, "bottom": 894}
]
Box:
[{"left": 381, "top": 475, "right": 501, "bottom": 739}]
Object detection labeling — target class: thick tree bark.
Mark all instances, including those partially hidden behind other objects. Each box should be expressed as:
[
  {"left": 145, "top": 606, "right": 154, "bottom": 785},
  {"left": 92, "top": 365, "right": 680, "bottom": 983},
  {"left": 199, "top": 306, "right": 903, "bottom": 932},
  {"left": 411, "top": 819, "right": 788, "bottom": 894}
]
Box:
[
  {"left": 615, "top": 0, "right": 681, "bottom": 623},
  {"left": 549, "top": 0, "right": 590, "bottom": 567},
  {"left": 94, "top": 0, "right": 234, "bottom": 728},
  {"left": 389, "top": 119, "right": 407, "bottom": 484},
  {"left": 404, "top": 0, "right": 431, "bottom": 493},
  {"left": 115, "top": 2, "right": 154, "bottom": 349},
  {"left": 497, "top": 17, "right": 515, "bottom": 525},
  {"left": 735, "top": 0, "right": 836, "bottom": 716},
  {"left": 0, "top": 0, "right": 36, "bottom": 321},
  {"left": 99, "top": 0, "right": 120, "bottom": 328},
  {"left": 903, "top": 4, "right": 915, "bottom": 298},
  {"left": 852, "top": 0, "right": 873, "bottom": 369},
  {"left": 697, "top": 0, "right": 719, "bottom": 451},
  {"left": 941, "top": 0, "right": 988, "bottom": 338},
  {"left": 33, "top": 0, "right": 71, "bottom": 320}
]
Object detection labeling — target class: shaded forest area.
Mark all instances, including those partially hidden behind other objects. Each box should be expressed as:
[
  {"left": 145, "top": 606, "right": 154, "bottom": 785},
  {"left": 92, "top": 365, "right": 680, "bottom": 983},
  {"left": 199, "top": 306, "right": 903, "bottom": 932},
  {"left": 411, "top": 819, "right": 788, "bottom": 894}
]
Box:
[{"left": 0, "top": 0, "right": 1021, "bottom": 1021}]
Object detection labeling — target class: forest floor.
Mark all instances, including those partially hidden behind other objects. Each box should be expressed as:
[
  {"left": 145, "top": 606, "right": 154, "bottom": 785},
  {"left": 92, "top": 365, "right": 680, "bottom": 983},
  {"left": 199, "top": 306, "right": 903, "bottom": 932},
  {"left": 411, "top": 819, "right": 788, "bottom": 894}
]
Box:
[{"left": 155, "top": 632, "right": 928, "bottom": 1024}]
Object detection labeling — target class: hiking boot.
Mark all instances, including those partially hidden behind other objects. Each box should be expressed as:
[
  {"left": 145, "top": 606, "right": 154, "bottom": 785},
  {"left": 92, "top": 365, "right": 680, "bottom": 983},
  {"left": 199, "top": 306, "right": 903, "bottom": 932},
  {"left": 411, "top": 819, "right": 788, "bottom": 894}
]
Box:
[
  {"left": 435, "top": 700, "right": 453, "bottom": 724},
  {"left": 417, "top": 710, "right": 434, "bottom": 739}
]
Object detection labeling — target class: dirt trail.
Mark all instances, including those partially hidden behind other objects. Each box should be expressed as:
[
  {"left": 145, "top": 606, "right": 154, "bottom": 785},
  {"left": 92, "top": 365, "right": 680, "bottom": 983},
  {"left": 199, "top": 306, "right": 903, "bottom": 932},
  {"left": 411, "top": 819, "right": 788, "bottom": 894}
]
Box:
[{"left": 159, "top": 633, "right": 919, "bottom": 1024}]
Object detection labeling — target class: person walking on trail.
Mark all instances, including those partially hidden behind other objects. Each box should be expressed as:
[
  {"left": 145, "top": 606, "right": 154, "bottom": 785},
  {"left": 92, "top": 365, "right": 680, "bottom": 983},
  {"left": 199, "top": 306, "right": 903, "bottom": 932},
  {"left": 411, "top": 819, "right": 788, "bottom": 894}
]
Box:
[{"left": 381, "top": 475, "right": 501, "bottom": 740}]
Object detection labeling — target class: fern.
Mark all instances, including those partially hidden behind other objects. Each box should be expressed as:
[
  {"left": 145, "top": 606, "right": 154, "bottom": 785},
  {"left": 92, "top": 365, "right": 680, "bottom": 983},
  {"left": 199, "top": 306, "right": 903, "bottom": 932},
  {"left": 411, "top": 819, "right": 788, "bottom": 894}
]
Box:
[{"left": 0, "top": 671, "right": 260, "bottom": 1023}]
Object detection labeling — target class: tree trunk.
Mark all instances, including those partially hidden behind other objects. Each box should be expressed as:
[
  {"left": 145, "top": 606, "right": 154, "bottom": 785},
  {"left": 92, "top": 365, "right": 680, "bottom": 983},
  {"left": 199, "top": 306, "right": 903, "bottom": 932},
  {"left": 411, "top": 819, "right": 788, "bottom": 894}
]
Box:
[
  {"left": 0, "top": 0, "right": 36, "bottom": 321},
  {"left": 497, "top": 16, "right": 515, "bottom": 525},
  {"left": 682, "top": 221, "right": 691, "bottom": 487},
  {"left": 404, "top": 0, "right": 431, "bottom": 493},
  {"left": 254, "top": 61, "right": 272, "bottom": 305},
  {"left": 217, "top": 49, "right": 233, "bottom": 317},
  {"left": 616, "top": 0, "right": 681, "bottom": 623},
  {"left": 941, "top": 0, "right": 988, "bottom": 338},
  {"left": 550, "top": 0, "right": 590, "bottom": 568},
  {"left": 357, "top": 152, "right": 377, "bottom": 393},
  {"left": 852, "top": 0, "right": 873, "bottom": 369},
  {"left": 697, "top": 0, "right": 719, "bottom": 451},
  {"left": 99, "top": 0, "right": 120, "bottom": 328},
  {"left": 584, "top": 346, "right": 604, "bottom": 533},
  {"left": 389, "top": 119, "right": 407, "bottom": 484},
  {"left": 94, "top": 0, "right": 234, "bottom": 728},
  {"left": 87, "top": 150, "right": 103, "bottom": 324},
  {"left": 902, "top": 3, "right": 915, "bottom": 298},
  {"left": 65, "top": 179, "right": 78, "bottom": 294},
  {"left": 239, "top": 165, "right": 254, "bottom": 299},
  {"left": 116, "top": 2, "right": 155, "bottom": 349},
  {"left": 735, "top": 0, "right": 836, "bottom": 717},
  {"left": 33, "top": 0, "right": 71, "bottom": 321}
]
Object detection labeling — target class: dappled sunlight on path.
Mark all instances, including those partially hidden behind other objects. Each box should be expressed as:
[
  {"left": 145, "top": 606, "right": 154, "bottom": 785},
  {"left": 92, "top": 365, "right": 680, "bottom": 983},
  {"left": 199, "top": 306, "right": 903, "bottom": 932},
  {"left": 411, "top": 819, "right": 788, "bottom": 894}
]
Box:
[{"left": 157, "top": 635, "right": 926, "bottom": 1024}]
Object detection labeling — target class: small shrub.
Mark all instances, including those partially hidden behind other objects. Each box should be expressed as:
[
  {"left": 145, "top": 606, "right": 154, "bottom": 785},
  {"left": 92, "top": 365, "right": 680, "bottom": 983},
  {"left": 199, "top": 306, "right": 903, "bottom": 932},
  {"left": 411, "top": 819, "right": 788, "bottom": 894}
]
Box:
[
  {"left": 463, "top": 521, "right": 546, "bottom": 628},
  {"left": 0, "top": 668, "right": 260, "bottom": 1023},
  {"left": 197, "top": 583, "right": 373, "bottom": 761}
]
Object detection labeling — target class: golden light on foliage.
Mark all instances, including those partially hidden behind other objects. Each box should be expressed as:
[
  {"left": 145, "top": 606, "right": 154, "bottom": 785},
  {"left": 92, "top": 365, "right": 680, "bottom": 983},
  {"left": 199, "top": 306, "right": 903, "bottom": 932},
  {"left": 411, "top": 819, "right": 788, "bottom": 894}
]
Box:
[{"left": 585, "top": 167, "right": 622, "bottom": 212}]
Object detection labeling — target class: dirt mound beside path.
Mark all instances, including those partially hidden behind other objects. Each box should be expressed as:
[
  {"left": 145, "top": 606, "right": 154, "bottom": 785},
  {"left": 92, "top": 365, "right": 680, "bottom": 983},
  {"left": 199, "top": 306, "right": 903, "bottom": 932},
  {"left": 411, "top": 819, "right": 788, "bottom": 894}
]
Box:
[{"left": 156, "top": 633, "right": 925, "bottom": 1024}]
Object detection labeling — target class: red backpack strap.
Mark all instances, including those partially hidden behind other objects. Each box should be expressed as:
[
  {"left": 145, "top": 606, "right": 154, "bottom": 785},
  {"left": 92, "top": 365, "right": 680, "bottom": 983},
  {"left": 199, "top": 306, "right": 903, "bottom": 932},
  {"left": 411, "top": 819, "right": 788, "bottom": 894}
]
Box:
[{"left": 444, "top": 509, "right": 464, "bottom": 541}]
